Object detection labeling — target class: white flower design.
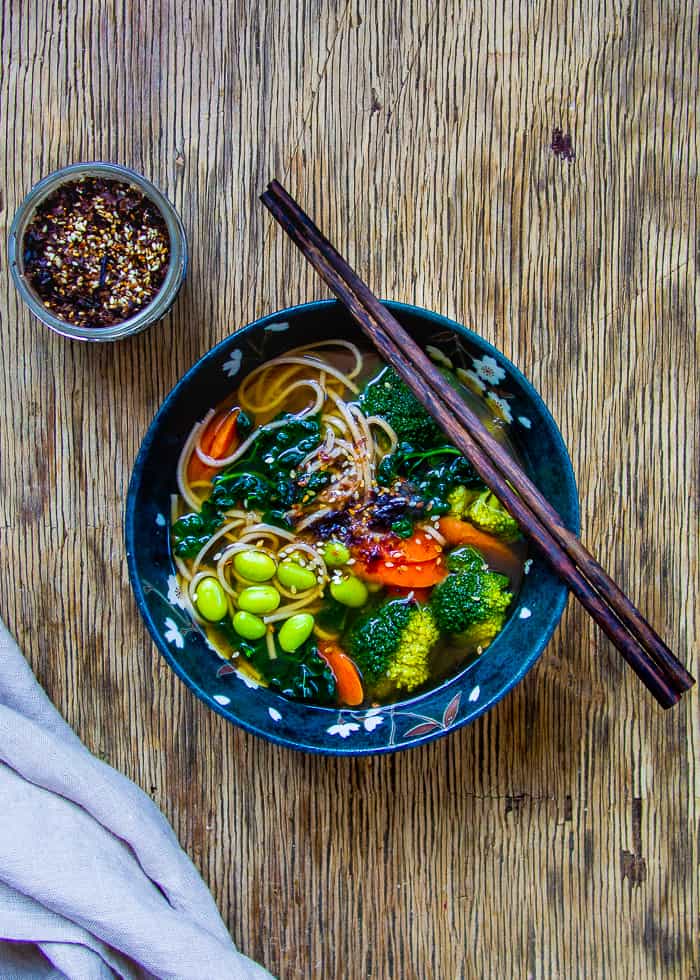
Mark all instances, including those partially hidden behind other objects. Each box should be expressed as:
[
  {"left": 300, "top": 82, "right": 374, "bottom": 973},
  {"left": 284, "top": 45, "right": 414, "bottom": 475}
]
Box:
[
  {"left": 486, "top": 391, "right": 513, "bottom": 423},
  {"left": 164, "top": 618, "right": 184, "bottom": 649},
  {"left": 222, "top": 349, "right": 242, "bottom": 378},
  {"left": 327, "top": 722, "right": 361, "bottom": 739},
  {"left": 518, "top": 416, "right": 532, "bottom": 429},
  {"left": 213, "top": 694, "right": 231, "bottom": 706},
  {"left": 265, "top": 320, "right": 290, "bottom": 333},
  {"left": 456, "top": 367, "right": 487, "bottom": 392},
  {"left": 518, "top": 607, "right": 532, "bottom": 619},
  {"left": 471, "top": 354, "right": 506, "bottom": 384},
  {"left": 268, "top": 707, "right": 282, "bottom": 722},
  {"left": 523, "top": 559, "right": 533, "bottom": 576},
  {"left": 363, "top": 708, "right": 384, "bottom": 733},
  {"left": 426, "top": 345, "right": 453, "bottom": 369},
  {"left": 166, "top": 574, "right": 190, "bottom": 611},
  {"left": 468, "top": 685, "right": 481, "bottom": 702},
  {"left": 155, "top": 513, "right": 167, "bottom": 527}
]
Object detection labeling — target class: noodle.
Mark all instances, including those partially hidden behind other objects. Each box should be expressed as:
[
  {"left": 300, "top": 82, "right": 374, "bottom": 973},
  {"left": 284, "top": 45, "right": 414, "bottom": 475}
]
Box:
[{"left": 192, "top": 518, "right": 246, "bottom": 573}]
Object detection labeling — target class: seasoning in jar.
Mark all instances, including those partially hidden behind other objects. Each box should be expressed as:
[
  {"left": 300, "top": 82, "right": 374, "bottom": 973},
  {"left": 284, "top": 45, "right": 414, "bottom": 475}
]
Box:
[{"left": 22, "top": 176, "right": 171, "bottom": 328}]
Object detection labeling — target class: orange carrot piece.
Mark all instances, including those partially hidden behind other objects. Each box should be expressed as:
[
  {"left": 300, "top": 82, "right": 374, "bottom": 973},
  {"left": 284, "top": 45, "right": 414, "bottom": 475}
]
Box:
[
  {"left": 208, "top": 407, "right": 240, "bottom": 459},
  {"left": 437, "top": 516, "right": 515, "bottom": 565},
  {"left": 319, "top": 642, "right": 365, "bottom": 707},
  {"left": 355, "top": 557, "right": 447, "bottom": 588},
  {"left": 381, "top": 531, "right": 442, "bottom": 564},
  {"left": 187, "top": 407, "right": 241, "bottom": 484},
  {"left": 187, "top": 415, "right": 220, "bottom": 483}
]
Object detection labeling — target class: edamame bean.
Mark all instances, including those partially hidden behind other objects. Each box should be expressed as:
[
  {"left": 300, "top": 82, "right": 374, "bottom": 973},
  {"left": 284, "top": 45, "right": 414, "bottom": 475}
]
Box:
[
  {"left": 278, "top": 613, "right": 315, "bottom": 652},
  {"left": 277, "top": 559, "right": 317, "bottom": 592},
  {"left": 194, "top": 577, "right": 228, "bottom": 622},
  {"left": 321, "top": 540, "right": 351, "bottom": 567},
  {"left": 232, "top": 610, "right": 267, "bottom": 640},
  {"left": 233, "top": 549, "right": 277, "bottom": 583},
  {"left": 329, "top": 575, "right": 369, "bottom": 608},
  {"left": 237, "top": 585, "right": 281, "bottom": 615}
]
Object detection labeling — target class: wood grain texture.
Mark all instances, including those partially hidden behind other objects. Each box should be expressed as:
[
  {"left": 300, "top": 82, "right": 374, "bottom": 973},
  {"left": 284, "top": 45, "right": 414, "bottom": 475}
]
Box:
[{"left": 0, "top": 1, "right": 697, "bottom": 977}]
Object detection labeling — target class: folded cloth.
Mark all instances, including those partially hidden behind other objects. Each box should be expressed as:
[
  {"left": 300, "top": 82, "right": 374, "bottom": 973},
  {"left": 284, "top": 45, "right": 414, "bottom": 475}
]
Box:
[{"left": 0, "top": 618, "right": 274, "bottom": 980}]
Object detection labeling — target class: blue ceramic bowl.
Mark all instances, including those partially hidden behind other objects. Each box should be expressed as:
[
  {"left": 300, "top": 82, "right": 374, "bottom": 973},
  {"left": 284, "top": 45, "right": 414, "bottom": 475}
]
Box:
[{"left": 125, "top": 300, "right": 579, "bottom": 755}]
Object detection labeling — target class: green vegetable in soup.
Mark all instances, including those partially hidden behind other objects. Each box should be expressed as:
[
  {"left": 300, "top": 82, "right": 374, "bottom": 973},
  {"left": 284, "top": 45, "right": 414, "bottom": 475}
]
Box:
[
  {"left": 277, "top": 560, "right": 317, "bottom": 592},
  {"left": 359, "top": 367, "right": 445, "bottom": 447},
  {"left": 278, "top": 613, "right": 315, "bottom": 652},
  {"left": 430, "top": 564, "right": 512, "bottom": 635},
  {"left": 233, "top": 550, "right": 277, "bottom": 582},
  {"left": 232, "top": 610, "right": 267, "bottom": 640},
  {"left": 329, "top": 574, "right": 369, "bottom": 608},
  {"left": 445, "top": 545, "right": 488, "bottom": 573},
  {"left": 237, "top": 585, "right": 281, "bottom": 615},
  {"left": 194, "top": 577, "right": 228, "bottom": 622},
  {"left": 376, "top": 442, "right": 483, "bottom": 523},
  {"left": 446, "top": 484, "right": 482, "bottom": 517},
  {"left": 347, "top": 599, "right": 439, "bottom": 692},
  {"left": 321, "top": 540, "right": 351, "bottom": 567},
  {"left": 460, "top": 489, "right": 521, "bottom": 541},
  {"left": 452, "top": 618, "right": 507, "bottom": 651},
  {"left": 232, "top": 633, "right": 336, "bottom": 704}
]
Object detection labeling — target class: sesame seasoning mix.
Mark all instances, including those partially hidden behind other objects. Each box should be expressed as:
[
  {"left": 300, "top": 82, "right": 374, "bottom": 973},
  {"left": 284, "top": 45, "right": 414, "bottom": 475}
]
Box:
[{"left": 22, "top": 176, "right": 170, "bottom": 328}]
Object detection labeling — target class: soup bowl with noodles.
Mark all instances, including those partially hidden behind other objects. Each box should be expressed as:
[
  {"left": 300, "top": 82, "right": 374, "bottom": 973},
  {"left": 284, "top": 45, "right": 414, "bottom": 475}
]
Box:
[{"left": 125, "top": 300, "right": 578, "bottom": 754}]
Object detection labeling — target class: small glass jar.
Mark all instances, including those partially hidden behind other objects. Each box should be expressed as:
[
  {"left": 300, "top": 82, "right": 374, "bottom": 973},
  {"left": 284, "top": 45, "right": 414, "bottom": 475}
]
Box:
[{"left": 8, "top": 162, "right": 188, "bottom": 342}]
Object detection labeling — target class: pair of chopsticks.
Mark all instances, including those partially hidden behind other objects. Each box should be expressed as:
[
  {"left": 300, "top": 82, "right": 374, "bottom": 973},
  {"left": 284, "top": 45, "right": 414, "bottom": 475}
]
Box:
[{"left": 260, "top": 179, "right": 695, "bottom": 708}]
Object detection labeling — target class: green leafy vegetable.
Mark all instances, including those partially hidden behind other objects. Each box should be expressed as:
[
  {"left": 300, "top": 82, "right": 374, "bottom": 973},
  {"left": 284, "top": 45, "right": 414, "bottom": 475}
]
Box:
[
  {"left": 346, "top": 599, "right": 439, "bottom": 691},
  {"left": 229, "top": 631, "right": 336, "bottom": 704},
  {"left": 430, "top": 565, "right": 512, "bottom": 635},
  {"left": 359, "top": 367, "right": 445, "bottom": 446}
]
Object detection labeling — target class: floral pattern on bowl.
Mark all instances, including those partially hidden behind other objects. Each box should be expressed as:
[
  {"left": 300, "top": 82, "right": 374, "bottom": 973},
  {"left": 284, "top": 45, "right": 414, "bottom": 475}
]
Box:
[{"left": 126, "top": 300, "right": 579, "bottom": 755}]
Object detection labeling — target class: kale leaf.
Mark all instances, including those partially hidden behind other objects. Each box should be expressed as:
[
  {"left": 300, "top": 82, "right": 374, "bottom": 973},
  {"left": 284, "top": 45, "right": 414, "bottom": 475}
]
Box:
[{"left": 233, "top": 633, "right": 337, "bottom": 705}]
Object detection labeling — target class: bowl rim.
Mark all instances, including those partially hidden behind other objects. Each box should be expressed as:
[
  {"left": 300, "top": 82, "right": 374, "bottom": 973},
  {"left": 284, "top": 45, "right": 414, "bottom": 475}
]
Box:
[
  {"left": 125, "top": 298, "right": 580, "bottom": 755},
  {"left": 8, "top": 161, "right": 188, "bottom": 342}
]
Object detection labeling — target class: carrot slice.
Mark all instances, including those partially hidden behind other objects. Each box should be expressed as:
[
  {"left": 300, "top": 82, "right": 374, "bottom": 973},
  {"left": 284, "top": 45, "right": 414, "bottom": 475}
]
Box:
[
  {"left": 209, "top": 407, "right": 240, "bottom": 459},
  {"left": 318, "top": 642, "right": 365, "bottom": 707},
  {"left": 187, "top": 407, "right": 240, "bottom": 483},
  {"left": 355, "top": 557, "right": 447, "bottom": 588},
  {"left": 437, "top": 516, "right": 515, "bottom": 565},
  {"left": 380, "top": 531, "right": 443, "bottom": 564}
]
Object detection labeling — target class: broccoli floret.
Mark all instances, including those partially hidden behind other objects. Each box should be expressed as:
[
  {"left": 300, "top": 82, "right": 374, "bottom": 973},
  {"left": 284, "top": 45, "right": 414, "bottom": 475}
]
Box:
[
  {"left": 359, "top": 367, "right": 443, "bottom": 446},
  {"left": 385, "top": 607, "right": 440, "bottom": 690},
  {"left": 347, "top": 600, "right": 439, "bottom": 692},
  {"left": 430, "top": 566, "right": 512, "bottom": 635},
  {"left": 447, "top": 484, "right": 482, "bottom": 517},
  {"left": 463, "top": 489, "right": 520, "bottom": 541},
  {"left": 453, "top": 617, "right": 506, "bottom": 652},
  {"left": 445, "top": 545, "right": 488, "bottom": 573}
]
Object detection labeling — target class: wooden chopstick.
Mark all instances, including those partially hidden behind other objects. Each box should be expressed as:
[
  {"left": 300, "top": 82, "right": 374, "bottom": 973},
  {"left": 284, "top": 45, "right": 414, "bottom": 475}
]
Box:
[
  {"left": 260, "top": 180, "right": 695, "bottom": 708},
  {"left": 263, "top": 180, "right": 696, "bottom": 698}
]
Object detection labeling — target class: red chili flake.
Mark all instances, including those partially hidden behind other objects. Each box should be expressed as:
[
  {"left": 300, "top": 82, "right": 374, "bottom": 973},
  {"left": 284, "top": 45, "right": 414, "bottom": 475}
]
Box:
[
  {"left": 551, "top": 127, "right": 575, "bottom": 162},
  {"left": 22, "top": 176, "right": 171, "bottom": 328}
]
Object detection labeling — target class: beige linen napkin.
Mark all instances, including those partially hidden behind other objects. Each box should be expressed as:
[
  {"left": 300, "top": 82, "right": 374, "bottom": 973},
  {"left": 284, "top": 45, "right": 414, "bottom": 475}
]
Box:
[{"left": 0, "top": 617, "right": 274, "bottom": 980}]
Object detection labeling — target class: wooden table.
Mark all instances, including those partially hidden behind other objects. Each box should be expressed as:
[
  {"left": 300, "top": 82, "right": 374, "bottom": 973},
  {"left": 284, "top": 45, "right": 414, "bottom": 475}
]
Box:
[{"left": 2, "top": 3, "right": 697, "bottom": 977}]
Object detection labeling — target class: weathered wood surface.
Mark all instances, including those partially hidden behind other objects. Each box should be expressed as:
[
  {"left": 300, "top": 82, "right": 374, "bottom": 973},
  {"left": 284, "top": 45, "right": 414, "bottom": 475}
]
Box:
[{"left": 0, "top": 1, "right": 697, "bottom": 977}]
